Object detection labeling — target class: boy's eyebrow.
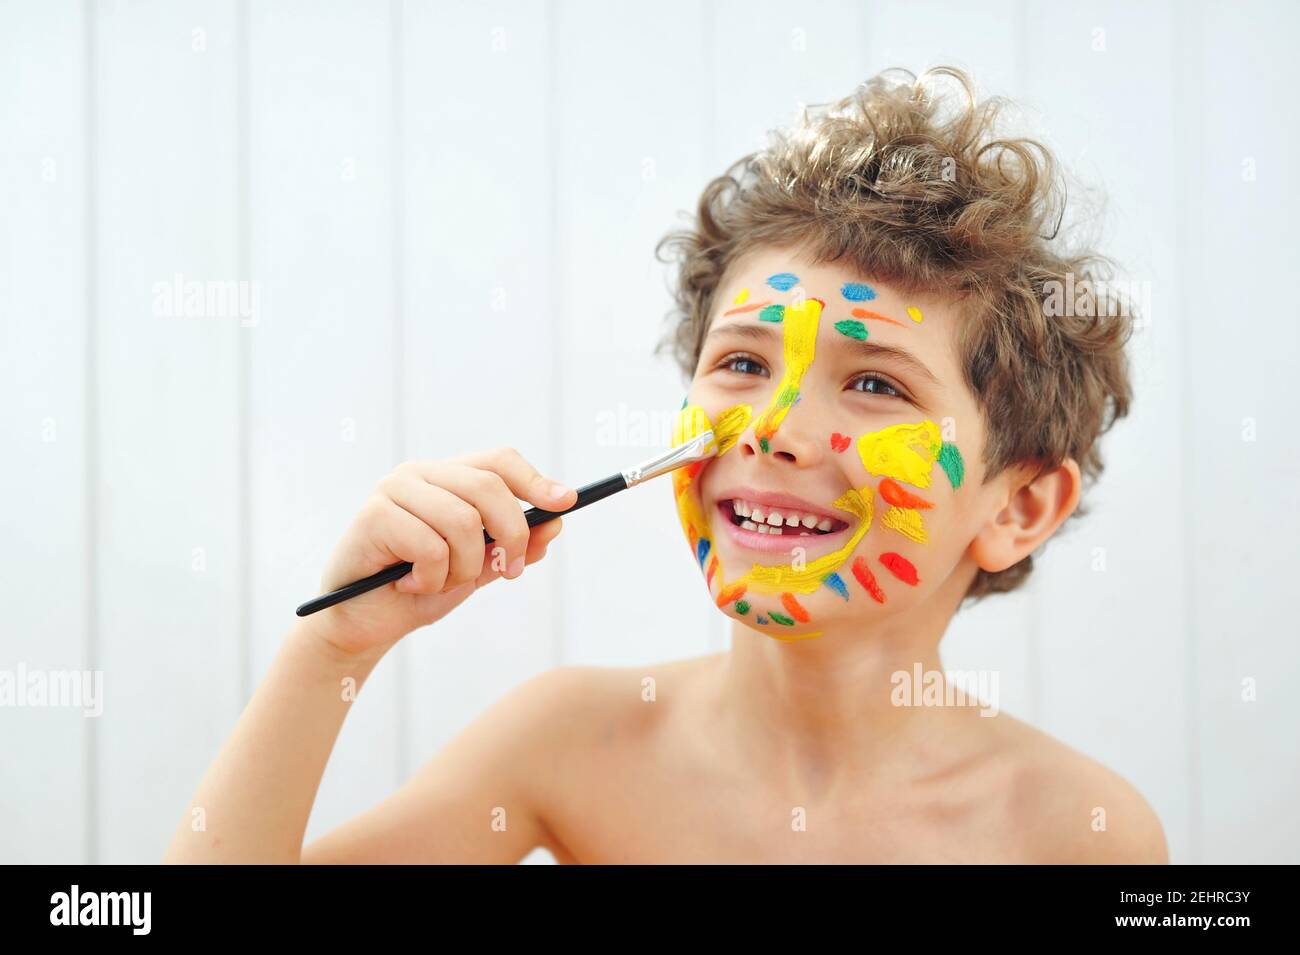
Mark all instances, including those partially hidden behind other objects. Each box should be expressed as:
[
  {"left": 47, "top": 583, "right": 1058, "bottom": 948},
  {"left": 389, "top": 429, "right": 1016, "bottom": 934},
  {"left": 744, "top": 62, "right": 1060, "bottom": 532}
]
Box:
[{"left": 707, "top": 320, "right": 942, "bottom": 387}]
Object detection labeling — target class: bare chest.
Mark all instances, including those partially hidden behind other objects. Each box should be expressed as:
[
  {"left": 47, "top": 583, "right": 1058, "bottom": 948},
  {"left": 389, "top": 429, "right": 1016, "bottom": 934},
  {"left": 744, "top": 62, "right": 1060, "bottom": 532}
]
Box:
[{"left": 540, "top": 743, "right": 1027, "bottom": 864}]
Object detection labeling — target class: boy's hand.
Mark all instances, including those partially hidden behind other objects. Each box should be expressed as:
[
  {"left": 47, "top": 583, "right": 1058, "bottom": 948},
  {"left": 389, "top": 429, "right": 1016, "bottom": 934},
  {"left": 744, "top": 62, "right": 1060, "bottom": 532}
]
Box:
[{"left": 306, "top": 447, "right": 576, "bottom": 658}]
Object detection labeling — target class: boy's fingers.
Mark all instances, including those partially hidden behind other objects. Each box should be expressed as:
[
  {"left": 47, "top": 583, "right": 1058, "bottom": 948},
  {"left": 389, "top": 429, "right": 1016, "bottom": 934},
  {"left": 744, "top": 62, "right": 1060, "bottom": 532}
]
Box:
[
  {"left": 407, "top": 464, "right": 531, "bottom": 577},
  {"left": 449, "top": 446, "right": 576, "bottom": 512},
  {"left": 382, "top": 479, "right": 484, "bottom": 589},
  {"left": 525, "top": 516, "right": 564, "bottom": 559},
  {"left": 377, "top": 499, "right": 449, "bottom": 595},
  {"left": 471, "top": 516, "right": 563, "bottom": 589}
]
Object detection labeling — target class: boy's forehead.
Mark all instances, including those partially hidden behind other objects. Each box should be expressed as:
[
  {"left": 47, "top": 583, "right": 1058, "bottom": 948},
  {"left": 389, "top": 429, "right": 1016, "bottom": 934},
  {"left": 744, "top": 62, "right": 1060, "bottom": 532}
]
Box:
[
  {"left": 718, "top": 248, "right": 958, "bottom": 354},
  {"left": 723, "top": 244, "right": 877, "bottom": 289}
]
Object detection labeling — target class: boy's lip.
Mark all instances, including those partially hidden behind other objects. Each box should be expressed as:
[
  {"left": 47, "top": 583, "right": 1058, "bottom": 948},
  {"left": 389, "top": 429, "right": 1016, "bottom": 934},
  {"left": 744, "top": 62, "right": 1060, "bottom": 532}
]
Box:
[
  {"left": 709, "top": 485, "right": 853, "bottom": 555},
  {"left": 711, "top": 485, "right": 847, "bottom": 524}
]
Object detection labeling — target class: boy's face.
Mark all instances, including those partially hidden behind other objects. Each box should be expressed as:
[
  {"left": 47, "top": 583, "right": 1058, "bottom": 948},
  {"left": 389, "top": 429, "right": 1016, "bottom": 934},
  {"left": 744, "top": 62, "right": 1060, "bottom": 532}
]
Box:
[{"left": 672, "top": 244, "right": 992, "bottom": 640}]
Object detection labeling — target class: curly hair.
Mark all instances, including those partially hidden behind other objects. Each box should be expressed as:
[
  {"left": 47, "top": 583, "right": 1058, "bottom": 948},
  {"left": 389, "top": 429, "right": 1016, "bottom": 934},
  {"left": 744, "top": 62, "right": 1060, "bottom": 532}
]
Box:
[{"left": 655, "top": 66, "right": 1135, "bottom": 602}]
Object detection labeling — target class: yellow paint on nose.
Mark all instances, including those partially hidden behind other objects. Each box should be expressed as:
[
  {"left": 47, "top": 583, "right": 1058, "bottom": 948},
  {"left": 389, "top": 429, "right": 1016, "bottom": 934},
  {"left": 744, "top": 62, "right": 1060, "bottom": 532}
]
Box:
[{"left": 752, "top": 297, "right": 823, "bottom": 448}]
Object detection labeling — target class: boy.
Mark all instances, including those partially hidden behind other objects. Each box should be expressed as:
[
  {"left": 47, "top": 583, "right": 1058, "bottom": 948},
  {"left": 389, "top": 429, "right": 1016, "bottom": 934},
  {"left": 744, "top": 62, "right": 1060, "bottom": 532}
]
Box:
[{"left": 164, "top": 66, "right": 1167, "bottom": 864}]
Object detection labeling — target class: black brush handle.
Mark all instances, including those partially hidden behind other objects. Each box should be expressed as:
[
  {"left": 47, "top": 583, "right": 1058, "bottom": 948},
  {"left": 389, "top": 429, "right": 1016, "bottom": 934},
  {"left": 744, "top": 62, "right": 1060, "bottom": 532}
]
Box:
[{"left": 295, "top": 472, "right": 627, "bottom": 617}]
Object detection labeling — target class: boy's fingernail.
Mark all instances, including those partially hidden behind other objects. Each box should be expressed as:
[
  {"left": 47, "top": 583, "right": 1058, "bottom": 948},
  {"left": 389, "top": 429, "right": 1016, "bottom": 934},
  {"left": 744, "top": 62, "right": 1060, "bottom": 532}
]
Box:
[
  {"left": 508, "top": 556, "right": 525, "bottom": 577},
  {"left": 546, "top": 481, "right": 571, "bottom": 501}
]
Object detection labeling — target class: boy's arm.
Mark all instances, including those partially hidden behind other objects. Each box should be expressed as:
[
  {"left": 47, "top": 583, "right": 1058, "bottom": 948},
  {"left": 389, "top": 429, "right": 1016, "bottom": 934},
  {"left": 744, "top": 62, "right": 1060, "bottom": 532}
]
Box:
[
  {"left": 162, "top": 617, "right": 387, "bottom": 863},
  {"left": 300, "top": 666, "right": 579, "bottom": 865},
  {"left": 162, "top": 450, "right": 576, "bottom": 864}
]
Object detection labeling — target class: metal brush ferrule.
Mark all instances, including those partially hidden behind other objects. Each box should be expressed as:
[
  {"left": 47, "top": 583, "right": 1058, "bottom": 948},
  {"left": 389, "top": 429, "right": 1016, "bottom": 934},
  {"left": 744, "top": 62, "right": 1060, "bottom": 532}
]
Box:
[{"left": 620, "top": 431, "right": 715, "bottom": 487}]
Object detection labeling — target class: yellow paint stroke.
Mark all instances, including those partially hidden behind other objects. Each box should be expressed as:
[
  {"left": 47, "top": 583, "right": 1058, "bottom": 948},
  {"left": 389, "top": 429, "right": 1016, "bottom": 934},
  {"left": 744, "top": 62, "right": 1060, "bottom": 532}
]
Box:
[
  {"left": 672, "top": 401, "right": 751, "bottom": 456},
  {"left": 771, "top": 630, "right": 825, "bottom": 642},
  {"left": 672, "top": 403, "right": 709, "bottom": 446},
  {"left": 906, "top": 305, "right": 923, "bottom": 324},
  {"left": 745, "top": 486, "right": 875, "bottom": 595},
  {"left": 882, "top": 505, "right": 927, "bottom": 544},
  {"left": 733, "top": 288, "right": 750, "bottom": 305},
  {"left": 856, "top": 420, "right": 942, "bottom": 488},
  {"left": 672, "top": 402, "right": 750, "bottom": 546},
  {"left": 710, "top": 403, "right": 753, "bottom": 455},
  {"left": 752, "top": 297, "right": 823, "bottom": 446}
]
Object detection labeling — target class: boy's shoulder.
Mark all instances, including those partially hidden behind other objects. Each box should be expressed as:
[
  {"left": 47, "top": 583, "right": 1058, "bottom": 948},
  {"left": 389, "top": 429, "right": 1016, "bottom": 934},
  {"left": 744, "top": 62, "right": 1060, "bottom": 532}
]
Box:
[
  {"left": 505, "top": 655, "right": 712, "bottom": 744},
  {"left": 984, "top": 711, "right": 1169, "bottom": 864}
]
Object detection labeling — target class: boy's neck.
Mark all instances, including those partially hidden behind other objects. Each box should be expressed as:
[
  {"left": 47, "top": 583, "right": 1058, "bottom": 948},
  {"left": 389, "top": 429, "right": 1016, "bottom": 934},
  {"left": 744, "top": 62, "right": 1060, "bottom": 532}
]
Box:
[{"left": 714, "top": 605, "right": 968, "bottom": 786}]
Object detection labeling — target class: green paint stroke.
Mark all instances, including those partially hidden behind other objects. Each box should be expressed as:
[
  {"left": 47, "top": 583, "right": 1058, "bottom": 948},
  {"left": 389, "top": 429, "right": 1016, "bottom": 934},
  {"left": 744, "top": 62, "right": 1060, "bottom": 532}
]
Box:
[
  {"left": 769, "top": 611, "right": 796, "bottom": 626},
  {"left": 759, "top": 437, "right": 770, "bottom": 453},
  {"left": 735, "top": 599, "right": 750, "bottom": 615},
  {"left": 759, "top": 304, "right": 785, "bottom": 323},
  {"left": 938, "top": 442, "right": 965, "bottom": 489},
  {"left": 776, "top": 384, "right": 799, "bottom": 408},
  {"left": 833, "top": 319, "right": 868, "bottom": 341}
]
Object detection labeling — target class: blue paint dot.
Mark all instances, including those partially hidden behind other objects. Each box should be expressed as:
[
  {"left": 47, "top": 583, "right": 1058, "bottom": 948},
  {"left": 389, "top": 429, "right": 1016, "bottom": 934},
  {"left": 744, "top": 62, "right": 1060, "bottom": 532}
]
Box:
[
  {"left": 823, "top": 572, "right": 850, "bottom": 600},
  {"left": 756, "top": 615, "right": 769, "bottom": 625},
  {"left": 766, "top": 272, "right": 800, "bottom": 292},
  {"left": 841, "top": 281, "right": 877, "bottom": 301},
  {"left": 696, "top": 538, "right": 710, "bottom": 568}
]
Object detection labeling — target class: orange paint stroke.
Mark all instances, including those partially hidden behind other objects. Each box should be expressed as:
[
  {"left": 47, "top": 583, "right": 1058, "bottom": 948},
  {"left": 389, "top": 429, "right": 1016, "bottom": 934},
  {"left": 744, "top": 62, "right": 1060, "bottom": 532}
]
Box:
[
  {"left": 851, "top": 307, "right": 909, "bottom": 328},
  {"left": 851, "top": 555, "right": 887, "bottom": 603},
  {"left": 780, "top": 592, "right": 811, "bottom": 623},
  {"left": 723, "top": 300, "right": 774, "bottom": 316},
  {"left": 878, "top": 477, "right": 934, "bottom": 510},
  {"left": 706, "top": 554, "right": 719, "bottom": 586},
  {"left": 716, "top": 581, "right": 747, "bottom": 608}
]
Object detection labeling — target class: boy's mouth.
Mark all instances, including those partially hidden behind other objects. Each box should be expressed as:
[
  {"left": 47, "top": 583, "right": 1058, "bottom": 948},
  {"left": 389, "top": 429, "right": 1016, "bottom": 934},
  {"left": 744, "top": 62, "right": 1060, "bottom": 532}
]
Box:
[{"left": 712, "top": 489, "right": 851, "bottom": 553}]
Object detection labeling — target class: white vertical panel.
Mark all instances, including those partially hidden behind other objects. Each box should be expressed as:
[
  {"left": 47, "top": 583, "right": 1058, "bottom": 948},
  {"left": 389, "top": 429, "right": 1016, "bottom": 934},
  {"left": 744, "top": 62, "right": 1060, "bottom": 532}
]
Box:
[
  {"left": 1022, "top": 0, "right": 1193, "bottom": 860},
  {"left": 0, "top": 0, "right": 88, "bottom": 863},
  {"left": 246, "top": 0, "right": 401, "bottom": 841},
  {"left": 1189, "top": 0, "right": 1300, "bottom": 864},
  {"left": 398, "top": 1, "right": 561, "bottom": 786},
  {"left": 860, "top": 0, "right": 1037, "bottom": 721},
  {"left": 94, "top": 0, "right": 242, "bottom": 862},
  {"left": 864, "top": 0, "right": 1023, "bottom": 94},
  {"left": 710, "top": 0, "right": 870, "bottom": 157},
  {"left": 552, "top": 0, "right": 718, "bottom": 664}
]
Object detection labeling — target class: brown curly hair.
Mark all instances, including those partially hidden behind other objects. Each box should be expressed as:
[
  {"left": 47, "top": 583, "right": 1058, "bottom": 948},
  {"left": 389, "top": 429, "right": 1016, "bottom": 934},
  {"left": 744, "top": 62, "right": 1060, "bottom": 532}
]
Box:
[{"left": 655, "top": 66, "right": 1135, "bottom": 602}]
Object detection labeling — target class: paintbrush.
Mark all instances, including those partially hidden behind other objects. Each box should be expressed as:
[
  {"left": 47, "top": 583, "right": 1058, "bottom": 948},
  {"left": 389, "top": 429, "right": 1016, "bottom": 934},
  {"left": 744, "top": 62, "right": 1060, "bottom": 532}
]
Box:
[{"left": 294, "top": 430, "right": 719, "bottom": 617}]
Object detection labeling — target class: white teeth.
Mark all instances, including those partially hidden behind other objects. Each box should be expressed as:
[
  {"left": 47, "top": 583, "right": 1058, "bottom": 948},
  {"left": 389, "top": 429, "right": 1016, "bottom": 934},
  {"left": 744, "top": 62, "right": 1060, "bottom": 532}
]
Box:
[{"left": 727, "top": 498, "right": 841, "bottom": 536}]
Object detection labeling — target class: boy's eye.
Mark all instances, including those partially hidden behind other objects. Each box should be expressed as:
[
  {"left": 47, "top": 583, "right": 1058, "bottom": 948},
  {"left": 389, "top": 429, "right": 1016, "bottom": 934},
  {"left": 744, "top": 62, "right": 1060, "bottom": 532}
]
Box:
[
  {"left": 849, "top": 373, "right": 905, "bottom": 399},
  {"left": 717, "top": 352, "right": 770, "bottom": 378}
]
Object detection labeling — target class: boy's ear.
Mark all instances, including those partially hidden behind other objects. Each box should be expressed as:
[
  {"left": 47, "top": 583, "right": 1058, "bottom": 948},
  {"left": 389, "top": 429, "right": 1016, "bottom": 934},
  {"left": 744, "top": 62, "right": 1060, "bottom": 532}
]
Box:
[{"left": 970, "top": 458, "right": 1082, "bottom": 574}]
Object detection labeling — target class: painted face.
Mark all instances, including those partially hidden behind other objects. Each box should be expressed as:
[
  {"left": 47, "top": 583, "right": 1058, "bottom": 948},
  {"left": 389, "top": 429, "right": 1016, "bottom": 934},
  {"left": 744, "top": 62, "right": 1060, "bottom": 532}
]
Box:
[{"left": 671, "top": 246, "right": 981, "bottom": 641}]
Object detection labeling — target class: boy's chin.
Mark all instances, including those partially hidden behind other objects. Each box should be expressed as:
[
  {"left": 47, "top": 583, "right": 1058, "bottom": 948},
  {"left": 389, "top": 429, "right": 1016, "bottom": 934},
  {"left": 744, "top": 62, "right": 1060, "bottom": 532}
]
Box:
[{"left": 714, "top": 600, "right": 832, "bottom": 641}]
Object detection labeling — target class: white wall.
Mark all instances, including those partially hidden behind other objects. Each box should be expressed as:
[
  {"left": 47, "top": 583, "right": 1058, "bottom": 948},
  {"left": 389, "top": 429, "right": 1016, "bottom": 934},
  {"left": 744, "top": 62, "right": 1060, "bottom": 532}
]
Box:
[{"left": 2, "top": 0, "right": 1297, "bottom": 864}]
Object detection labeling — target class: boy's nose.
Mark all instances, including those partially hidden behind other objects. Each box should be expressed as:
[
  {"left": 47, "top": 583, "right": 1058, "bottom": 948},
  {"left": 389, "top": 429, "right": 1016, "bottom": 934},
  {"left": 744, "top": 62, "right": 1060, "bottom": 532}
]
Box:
[{"left": 738, "top": 417, "right": 825, "bottom": 467}]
